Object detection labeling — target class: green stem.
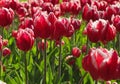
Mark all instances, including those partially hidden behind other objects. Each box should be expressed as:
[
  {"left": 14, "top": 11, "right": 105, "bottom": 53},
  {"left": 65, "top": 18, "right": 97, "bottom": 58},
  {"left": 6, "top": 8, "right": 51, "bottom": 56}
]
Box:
[
  {"left": 95, "top": 80, "right": 98, "bottom": 84},
  {"left": 78, "top": 72, "right": 88, "bottom": 84},
  {"left": 86, "top": 37, "right": 89, "bottom": 54},
  {"left": 74, "top": 31, "right": 76, "bottom": 45},
  {"left": 43, "top": 39, "right": 47, "bottom": 84},
  {"left": 0, "top": 28, "right": 4, "bottom": 80},
  {"left": 58, "top": 39, "right": 62, "bottom": 80},
  {"left": 118, "top": 34, "right": 120, "bottom": 55},
  {"left": 24, "top": 52, "right": 28, "bottom": 84}
]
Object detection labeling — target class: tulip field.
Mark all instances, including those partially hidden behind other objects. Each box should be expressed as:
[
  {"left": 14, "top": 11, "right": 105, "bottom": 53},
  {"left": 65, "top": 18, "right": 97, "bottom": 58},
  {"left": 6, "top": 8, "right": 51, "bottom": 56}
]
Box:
[{"left": 0, "top": 0, "right": 120, "bottom": 84}]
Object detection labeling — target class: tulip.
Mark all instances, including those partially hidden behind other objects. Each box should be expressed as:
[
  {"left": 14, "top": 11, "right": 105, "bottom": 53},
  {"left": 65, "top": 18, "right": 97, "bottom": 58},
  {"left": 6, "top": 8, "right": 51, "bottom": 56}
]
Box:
[
  {"left": 70, "top": 18, "right": 81, "bottom": 30},
  {"left": 65, "top": 55, "right": 76, "bottom": 65},
  {"left": 85, "top": 19, "right": 116, "bottom": 44},
  {"left": 72, "top": 47, "right": 81, "bottom": 58},
  {"left": 33, "top": 12, "right": 51, "bottom": 38},
  {"left": 82, "top": 47, "right": 119, "bottom": 81},
  {"left": 19, "top": 17, "right": 34, "bottom": 30},
  {"left": 112, "top": 15, "right": 120, "bottom": 32},
  {"left": 2, "top": 47, "right": 11, "bottom": 57},
  {"left": 13, "top": 28, "right": 34, "bottom": 51},
  {"left": 41, "top": 2, "right": 54, "bottom": 13},
  {"left": 82, "top": 4, "right": 99, "bottom": 22},
  {"left": 0, "top": 7, "right": 14, "bottom": 27}
]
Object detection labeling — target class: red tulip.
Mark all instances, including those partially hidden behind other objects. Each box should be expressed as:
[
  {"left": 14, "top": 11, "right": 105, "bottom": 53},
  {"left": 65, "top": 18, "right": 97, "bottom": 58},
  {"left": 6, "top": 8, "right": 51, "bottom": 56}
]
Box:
[
  {"left": 85, "top": 19, "right": 116, "bottom": 44},
  {"left": 48, "top": 12, "right": 57, "bottom": 39},
  {"left": 41, "top": 2, "right": 54, "bottom": 13},
  {"left": 81, "top": 44, "right": 87, "bottom": 53},
  {"left": 60, "top": 2, "right": 70, "bottom": 14},
  {"left": 82, "top": 4, "right": 99, "bottom": 22},
  {"left": 69, "top": 1, "right": 81, "bottom": 15},
  {"left": 82, "top": 47, "right": 119, "bottom": 81},
  {"left": 19, "top": 17, "right": 34, "bottom": 30},
  {"left": 33, "top": 12, "right": 51, "bottom": 38},
  {"left": 72, "top": 47, "right": 81, "bottom": 58},
  {"left": 70, "top": 18, "right": 81, "bottom": 30},
  {"left": 112, "top": 15, "right": 120, "bottom": 32},
  {"left": 16, "top": 7, "right": 28, "bottom": 17},
  {"left": 3, "top": 39, "right": 8, "bottom": 47},
  {"left": 3, "top": 47, "right": 11, "bottom": 57},
  {"left": 100, "top": 23, "right": 116, "bottom": 44},
  {"left": 85, "top": 20, "right": 101, "bottom": 43},
  {"left": 104, "top": 5, "right": 117, "bottom": 22},
  {"left": 53, "top": 19, "right": 66, "bottom": 40},
  {"left": 0, "top": 7, "right": 14, "bottom": 27},
  {"left": 9, "top": 0, "right": 20, "bottom": 10},
  {"left": 53, "top": 4, "right": 61, "bottom": 17},
  {"left": 80, "top": 0, "right": 91, "bottom": 7},
  {"left": 61, "top": 18, "right": 74, "bottom": 37},
  {"left": 93, "top": 1, "right": 108, "bottom": 11},
  {"left": 65, "top": 55, "right": 76, "bottom": 65},
  {"left": 14, "top": 28, "right": 34, "bottom": 51}
]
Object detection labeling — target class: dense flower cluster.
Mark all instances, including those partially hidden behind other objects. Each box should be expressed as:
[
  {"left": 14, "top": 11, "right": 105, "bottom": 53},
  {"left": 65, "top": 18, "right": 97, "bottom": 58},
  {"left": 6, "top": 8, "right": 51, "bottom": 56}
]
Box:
[
  {"left": 0, "top": 0, "right": 120, "bottom": 83},
  {"left": 82, "top": 47, "right": 120, "bottom": 81}
]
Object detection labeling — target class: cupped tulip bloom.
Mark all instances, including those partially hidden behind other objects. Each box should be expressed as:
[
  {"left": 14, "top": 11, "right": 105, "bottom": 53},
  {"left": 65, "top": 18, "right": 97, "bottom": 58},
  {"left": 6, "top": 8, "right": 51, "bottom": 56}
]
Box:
[
  {"left": 112, "top": 15, "right": 120, "bottom": 32},
  {"left": 104, "top": 5, "right": 117, "bottom": 22},
  {"left": 81, "top": 44, "right": 87, "bottom": 53},
  {"left": 100, "top": 23, "right": 116, "bottom": 44},
  {"left": 0, "top": 0, "right": 10, "bottom": 8},
  {"left": 93, "top": 1, "right": 108, "bottom": 11},
  {"left": 82, "top": 47, "right": 119, "bottom": 81},
  {"left": 19, "top": 17, "right": 34, "bottom": 30},
  {"left": 65, "top": 55, "right": 76, "bottom": 65},
  {"left": 41, "top": 2, "right": 54, "bottom": 13},
  {"left": 72, "top": 47, "right": 81, "bottom": 58},
  {"left": 3, "top": 39, "right": 8, "bottom": 46},
  {"left": 53, "top": 18, "right": 66, "bottom": 40},
  {"left": 85, "top": 19, "right": 116, "bottom": 44},
  {"left": 33, "top": 12, "right": 51, "bottom": 38},
  {"left": 69, "top": 1, "right": 81, "bottom": 15},
  {"left": 60, "top": 2, "right": 70, "bottom": 14},
  {"left": 85, "top": 20, "right": 102, "bottom": 43},
  {"left": 82, "top": 4, "right": 99, "bottom": 22},
  {"left": 61, "top": 18, "right": 74, "bottom": 37},
  {"left": 80, "top": 0, "right": 91, "bottom": 7},
  {"left": 3, "top": 47, "right": 11, "bottom": 57},
  {"left": 47, "top": 12, "right": 57, "bottom": 39},
  {"left": 70, "top": 18, "right": 81, "bottom": 30},
  {"left": 9, "top": 0, "right": 20, "bottom": 10},
  {"left": 0, "top": 7, "right": 14, "bottom": 27},
  {"left": 13, "top": 28, "right": 34, "bottom": 52}
]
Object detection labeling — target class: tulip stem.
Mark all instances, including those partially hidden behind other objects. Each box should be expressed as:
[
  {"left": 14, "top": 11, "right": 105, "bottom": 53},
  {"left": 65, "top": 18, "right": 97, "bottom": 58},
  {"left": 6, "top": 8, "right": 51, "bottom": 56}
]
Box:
[
  {"left": 118, "top": 34, "right": 120, "bottom": 55},
  {"left": 95, "top": 80, "right": 98, "bottom": 84},
  {"left": 86, "top": 37, "right": 89, "bottom": 54},
  {"left": 58, "top": 39, "right": 62, "bottom": 80},
  {"left": 43, "top": 39, "right": 47, "bottom": 84},
  {"left": 24, "top": 52, "right": 28, "bottom": 84},
  {"left": 74, "top": 31, "right": 76, "bottom": 45},
  {"left": 0, "top": 28, "right": 4, "bottom": 80},
  {"left": 78, "top": 72, "right": 88, "bottom": 84}
]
